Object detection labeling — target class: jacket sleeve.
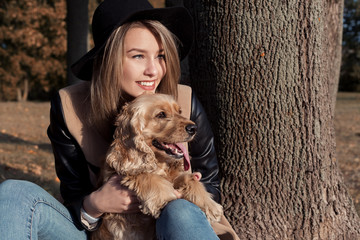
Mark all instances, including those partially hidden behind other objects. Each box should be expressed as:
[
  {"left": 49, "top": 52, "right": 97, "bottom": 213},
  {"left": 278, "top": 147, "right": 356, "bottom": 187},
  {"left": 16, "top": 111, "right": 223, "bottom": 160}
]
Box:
[
  {"left": 189, "top": 92, "right": 221, "bottom": 203},
  {"left": 47, "top": 91, "right": 98, "bottom": 230}
]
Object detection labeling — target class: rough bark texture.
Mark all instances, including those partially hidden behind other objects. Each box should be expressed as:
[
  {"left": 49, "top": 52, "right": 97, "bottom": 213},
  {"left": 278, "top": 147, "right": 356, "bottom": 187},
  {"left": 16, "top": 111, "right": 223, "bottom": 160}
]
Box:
[
  {"left": 66, "top": 0, "right": 89, "bottom": 85},
  {"left": 322, "top": 0, "right": 343, "bottom": 114},
  {"left": 184, "top": 0, "right": 360, "bottom": 239}
]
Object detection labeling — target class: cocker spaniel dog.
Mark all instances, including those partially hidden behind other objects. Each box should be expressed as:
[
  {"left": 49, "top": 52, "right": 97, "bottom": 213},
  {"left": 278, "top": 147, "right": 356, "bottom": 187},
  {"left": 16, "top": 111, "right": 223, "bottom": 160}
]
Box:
[{"left": 91, "top": 93, "right": 223, "bottom": 240}]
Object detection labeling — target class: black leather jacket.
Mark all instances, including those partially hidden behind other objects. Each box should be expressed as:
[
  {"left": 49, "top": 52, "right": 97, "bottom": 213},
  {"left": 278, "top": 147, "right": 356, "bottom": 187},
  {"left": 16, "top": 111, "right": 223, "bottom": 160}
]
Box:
[{"left": 47, "top": 90, "right": 221, "bottom": 230}]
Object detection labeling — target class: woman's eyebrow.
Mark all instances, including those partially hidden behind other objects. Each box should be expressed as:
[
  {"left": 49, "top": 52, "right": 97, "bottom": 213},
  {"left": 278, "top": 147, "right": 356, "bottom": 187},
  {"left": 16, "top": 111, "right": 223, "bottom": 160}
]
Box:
[
  {"left": 127, "top": 48, "right": 146, "bottom": 53},
  {"left": 126, "top": 48, "right": 165, "bottom": 53}
]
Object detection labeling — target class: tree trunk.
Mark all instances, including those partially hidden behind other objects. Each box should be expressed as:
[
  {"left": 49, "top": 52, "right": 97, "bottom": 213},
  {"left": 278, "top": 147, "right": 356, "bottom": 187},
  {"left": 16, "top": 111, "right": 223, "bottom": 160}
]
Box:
[
  {"left": 23, "top": 78, "right": 28, "bottom": 101},
  {"left": 66, "top": 0, "right": 89, "bottom": 85},
  {"left": 16, "top": 79, "right": 29, "bottom": 102},
  {"left": 323, "top": 0, "right": 343, "bottom": 113},
  {"left": 184, "top": 0, "right": 360, "bottom": 239}
]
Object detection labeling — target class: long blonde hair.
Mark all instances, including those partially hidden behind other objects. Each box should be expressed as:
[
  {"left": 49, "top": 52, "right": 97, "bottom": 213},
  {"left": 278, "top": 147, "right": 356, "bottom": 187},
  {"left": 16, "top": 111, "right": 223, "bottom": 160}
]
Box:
[{"left": 90, "top": 20, "right": 181, "bottom": 131}]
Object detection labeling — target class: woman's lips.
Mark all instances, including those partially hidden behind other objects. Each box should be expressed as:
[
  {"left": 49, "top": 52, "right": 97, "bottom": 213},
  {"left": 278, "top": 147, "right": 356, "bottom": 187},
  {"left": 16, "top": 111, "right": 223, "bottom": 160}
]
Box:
[{"left": 136, "top": 81, "right": 156, "bottom": 90}]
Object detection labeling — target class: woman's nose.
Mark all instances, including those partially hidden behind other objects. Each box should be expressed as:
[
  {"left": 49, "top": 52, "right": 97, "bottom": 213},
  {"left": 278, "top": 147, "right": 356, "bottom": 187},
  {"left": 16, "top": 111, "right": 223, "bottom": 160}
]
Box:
[{"left": 144, "top": 60, "right": 158, "bottom": 77}]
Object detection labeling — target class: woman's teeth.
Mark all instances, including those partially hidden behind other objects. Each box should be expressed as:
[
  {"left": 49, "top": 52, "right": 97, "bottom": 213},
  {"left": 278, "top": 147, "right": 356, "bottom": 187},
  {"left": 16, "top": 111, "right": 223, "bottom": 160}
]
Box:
[{"left": 139, "top": 81, "right": 154, "bottom": 86}]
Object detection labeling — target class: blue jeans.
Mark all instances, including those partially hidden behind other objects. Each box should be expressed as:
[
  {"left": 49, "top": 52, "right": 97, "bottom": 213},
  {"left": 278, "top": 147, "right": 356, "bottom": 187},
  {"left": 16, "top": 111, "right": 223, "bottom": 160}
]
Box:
[
  {"left": 0, "top": 180, "right": 219, "bottom": 240},
  {"left": 156, "top": 199, "right": 219, "bottom": 240}
]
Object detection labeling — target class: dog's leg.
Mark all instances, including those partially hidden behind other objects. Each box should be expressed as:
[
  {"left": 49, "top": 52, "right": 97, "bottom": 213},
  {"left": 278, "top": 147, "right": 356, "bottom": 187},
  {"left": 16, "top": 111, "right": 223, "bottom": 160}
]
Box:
[
  {"left": 121, "top": 173, "right": 177, "bottom": 218},
  {"left": 173, "top": 173, "right": 223, "bottom": 223}
]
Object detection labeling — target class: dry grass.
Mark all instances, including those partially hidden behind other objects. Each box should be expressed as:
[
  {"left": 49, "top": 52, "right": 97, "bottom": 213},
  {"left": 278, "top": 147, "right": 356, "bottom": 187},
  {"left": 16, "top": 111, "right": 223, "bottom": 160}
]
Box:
[
  {"left": 0, "top": 102, "right": 60, "bottom": 199},
  {"left": 0, "top": 92, "right": 359, "bottom": 214}
]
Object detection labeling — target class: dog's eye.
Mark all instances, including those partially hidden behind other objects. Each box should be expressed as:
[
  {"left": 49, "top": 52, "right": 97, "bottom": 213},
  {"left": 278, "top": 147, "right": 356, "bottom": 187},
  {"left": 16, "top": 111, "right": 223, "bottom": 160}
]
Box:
[{"left": 156, "top": 111, "right": 167, "bottom": 118}]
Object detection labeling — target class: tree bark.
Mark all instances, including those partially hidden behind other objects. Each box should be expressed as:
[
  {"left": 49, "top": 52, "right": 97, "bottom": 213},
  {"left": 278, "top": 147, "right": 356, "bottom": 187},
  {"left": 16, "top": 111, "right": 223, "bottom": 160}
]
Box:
[
  {"left": 322, "top": 0, "right": 343, "bottom": 113},
  {"left": 184, "top": 0, "right": 360, "bottom": 239},
  {"left": 66, "top": 0, "right": 89, "bottom": 85}
]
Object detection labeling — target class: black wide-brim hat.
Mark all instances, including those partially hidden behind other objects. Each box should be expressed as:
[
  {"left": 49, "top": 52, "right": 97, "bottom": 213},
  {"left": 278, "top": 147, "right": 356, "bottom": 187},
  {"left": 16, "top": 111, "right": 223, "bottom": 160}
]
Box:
[{"left": 71, "top": 0, "right": 194, "bottom": 81}]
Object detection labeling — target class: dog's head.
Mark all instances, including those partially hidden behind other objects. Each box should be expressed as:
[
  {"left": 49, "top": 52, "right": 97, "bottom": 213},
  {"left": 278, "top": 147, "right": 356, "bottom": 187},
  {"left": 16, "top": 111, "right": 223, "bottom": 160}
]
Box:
[{"left": 107, "top": 93, "right": 196, "bottom": 174}]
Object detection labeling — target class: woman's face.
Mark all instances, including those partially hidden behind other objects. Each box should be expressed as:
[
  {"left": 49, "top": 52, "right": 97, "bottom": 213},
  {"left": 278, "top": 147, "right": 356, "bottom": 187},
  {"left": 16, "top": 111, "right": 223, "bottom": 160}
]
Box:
[{"left": 121, "top": 27, "right": 166, "bottom": 97}]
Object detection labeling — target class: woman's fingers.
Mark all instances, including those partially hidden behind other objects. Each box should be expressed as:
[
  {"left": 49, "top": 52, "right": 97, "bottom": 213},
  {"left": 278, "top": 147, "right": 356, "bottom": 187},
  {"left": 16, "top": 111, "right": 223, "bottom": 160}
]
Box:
[
  {"left": 192, "top": 172, "right": 202, "bottom": 181},
  {"left": 90, "top": 174, "right": 141, "bottom": 214}
]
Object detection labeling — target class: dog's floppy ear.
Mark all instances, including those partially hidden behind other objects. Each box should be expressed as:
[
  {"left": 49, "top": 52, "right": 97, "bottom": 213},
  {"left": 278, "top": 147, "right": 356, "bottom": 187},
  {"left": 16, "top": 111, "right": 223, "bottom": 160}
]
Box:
[
  {"left": 114, "top": 103, "right": 131, "bottom": 140},
  {"left": 130, "top": 108, "right": 152, "bottom": 154},
  {"left": 115, "top": 103, "right": 146, "bottom": 151},
  {"left": 127, "top": 105, "right": 158, "bottom": 170},
  {"left": 106, "top": 102, "right": 156, "bottom": 175},
  {"left": 105, "top": 104, "right": 131, "bottom": 174}
]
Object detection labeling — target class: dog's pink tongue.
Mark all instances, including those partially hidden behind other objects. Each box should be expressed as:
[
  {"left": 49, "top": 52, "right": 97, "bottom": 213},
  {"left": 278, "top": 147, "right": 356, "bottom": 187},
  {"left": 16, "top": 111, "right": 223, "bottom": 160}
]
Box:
[{"left": 176, "top": 143, "right": 190, "bottom": 171}]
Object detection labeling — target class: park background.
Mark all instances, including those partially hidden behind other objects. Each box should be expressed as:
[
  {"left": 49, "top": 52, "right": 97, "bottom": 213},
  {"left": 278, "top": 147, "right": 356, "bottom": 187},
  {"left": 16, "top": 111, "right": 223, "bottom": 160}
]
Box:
[{"left": 0, "top": 0, "right": 360, "bottom": 237}]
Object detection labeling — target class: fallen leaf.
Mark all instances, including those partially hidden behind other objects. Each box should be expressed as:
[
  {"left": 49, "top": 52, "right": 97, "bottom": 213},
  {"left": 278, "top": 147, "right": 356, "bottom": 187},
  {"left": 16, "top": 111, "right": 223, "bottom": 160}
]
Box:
[{"left": 28, "top": 163, "right": 42, "bottom": 176}]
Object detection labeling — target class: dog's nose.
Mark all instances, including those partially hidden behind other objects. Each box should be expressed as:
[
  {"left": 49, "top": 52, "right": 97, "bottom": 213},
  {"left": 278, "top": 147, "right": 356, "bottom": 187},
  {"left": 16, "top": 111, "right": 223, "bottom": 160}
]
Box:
[{"left": 185, "top": 124, "right": 197, "bottom": 136}]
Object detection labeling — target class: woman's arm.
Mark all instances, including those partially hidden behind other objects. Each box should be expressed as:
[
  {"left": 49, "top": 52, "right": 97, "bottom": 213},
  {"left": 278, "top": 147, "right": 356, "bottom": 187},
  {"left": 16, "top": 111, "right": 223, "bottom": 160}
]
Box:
[
  {"left": 47, "top": 92, "right": 96, "bottom": 229},
  {"left": 189, "top": 93, "right": 221, "bottom": 203},
  {"left": 47, "top": 92, "right": 141, "bottom": 230}
]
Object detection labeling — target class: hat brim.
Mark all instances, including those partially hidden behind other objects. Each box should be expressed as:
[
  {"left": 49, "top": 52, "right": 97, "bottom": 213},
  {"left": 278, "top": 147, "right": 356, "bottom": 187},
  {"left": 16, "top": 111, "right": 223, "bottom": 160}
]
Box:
[{"left": 71, "top": 7, "right": 193, "bottom": 81}]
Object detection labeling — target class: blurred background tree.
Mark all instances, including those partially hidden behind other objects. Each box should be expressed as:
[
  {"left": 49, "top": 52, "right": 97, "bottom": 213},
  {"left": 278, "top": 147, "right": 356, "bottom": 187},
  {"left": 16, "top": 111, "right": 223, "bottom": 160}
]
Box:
[
  {"left": 66, "top": 0, "right": 88, "bottom": 85},
  {"left": 340, "top": 0, "right": 360, "bottom": 91},
  {"left": 0, "top": 0, "right": 66, "bottom": 101}
]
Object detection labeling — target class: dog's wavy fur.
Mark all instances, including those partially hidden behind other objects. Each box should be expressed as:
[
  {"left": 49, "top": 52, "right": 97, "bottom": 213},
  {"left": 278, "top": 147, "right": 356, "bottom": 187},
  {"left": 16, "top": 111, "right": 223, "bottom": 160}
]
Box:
[{"left": 91, "top": 93, "right": 223, "bottom": 240}]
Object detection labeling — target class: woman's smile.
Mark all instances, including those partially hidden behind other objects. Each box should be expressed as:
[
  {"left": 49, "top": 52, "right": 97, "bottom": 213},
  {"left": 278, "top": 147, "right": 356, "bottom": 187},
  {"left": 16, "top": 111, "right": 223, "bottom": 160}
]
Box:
[{"left": 136, "top": 80, "right": 156, "bottom": 90}]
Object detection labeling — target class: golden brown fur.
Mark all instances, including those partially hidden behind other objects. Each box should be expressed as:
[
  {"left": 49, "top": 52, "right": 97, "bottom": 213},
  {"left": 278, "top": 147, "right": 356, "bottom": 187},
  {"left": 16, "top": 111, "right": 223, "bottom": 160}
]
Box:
[{"left": 91, "top": 93, "right": 223, "bottom": 240}]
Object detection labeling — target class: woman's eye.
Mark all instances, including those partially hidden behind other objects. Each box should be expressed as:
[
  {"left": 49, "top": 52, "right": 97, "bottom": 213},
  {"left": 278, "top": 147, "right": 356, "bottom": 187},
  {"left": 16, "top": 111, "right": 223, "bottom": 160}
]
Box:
[
  {"left": 157, "top": 54, "right": 165, "bottom": 60},
  {"left": 132, "top": 54, "right": 144, "bottom": 59},
  {"left": 156, "top": 111, "right": 166, "bottom": 118}
]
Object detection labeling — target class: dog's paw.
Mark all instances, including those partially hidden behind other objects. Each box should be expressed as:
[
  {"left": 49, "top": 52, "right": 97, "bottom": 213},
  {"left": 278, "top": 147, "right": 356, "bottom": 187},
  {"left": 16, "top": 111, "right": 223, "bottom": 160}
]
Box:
[
  {"left": 203, "top": 198, "right": 223, "bottom": 222},
  {"left": 140, "top": 191, "right": 177, "bottom": 218},
  {"left": 174, "top": 172, "right": 223, "bottom": 222},
  {"left": 141, "top": 194, "right": 177, "bottom": 218},
  {"left": 136, "top": 176, "right": 178, "bottom": 218},
  {"left": 173, "top": 172, "right": 197, "bottom": 189}
]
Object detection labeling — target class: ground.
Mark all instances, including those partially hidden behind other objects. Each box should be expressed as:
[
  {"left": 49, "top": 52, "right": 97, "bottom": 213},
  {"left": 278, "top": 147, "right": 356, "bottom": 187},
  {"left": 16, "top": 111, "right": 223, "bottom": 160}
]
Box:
[{"left": 0, "top": 92, "right": 359, "bottom": 214}]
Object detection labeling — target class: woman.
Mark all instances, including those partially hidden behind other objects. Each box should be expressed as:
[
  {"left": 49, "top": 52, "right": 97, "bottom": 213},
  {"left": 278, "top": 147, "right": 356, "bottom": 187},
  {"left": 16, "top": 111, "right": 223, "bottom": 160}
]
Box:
[{"left": 0, "top": 0, "right": 237, "bottom": 239}]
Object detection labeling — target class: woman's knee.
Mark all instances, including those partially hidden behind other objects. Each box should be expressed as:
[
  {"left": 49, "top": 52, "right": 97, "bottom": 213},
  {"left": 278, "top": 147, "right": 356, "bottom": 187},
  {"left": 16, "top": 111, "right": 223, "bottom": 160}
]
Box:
[
  {"left": 0, "top": 179, "right": 44, "bottom": 201},
  {"left": 0, "top": 179, "right": 26, "bottom": 194},
  {"left": 161, "top": 199, "right": 204, "bottom": 221},
  {"left": 158, "top": 199, "right": 209, "bottom": 228},
  {"left": 156, "top": 199, "right": 218, "bottom": 240}
]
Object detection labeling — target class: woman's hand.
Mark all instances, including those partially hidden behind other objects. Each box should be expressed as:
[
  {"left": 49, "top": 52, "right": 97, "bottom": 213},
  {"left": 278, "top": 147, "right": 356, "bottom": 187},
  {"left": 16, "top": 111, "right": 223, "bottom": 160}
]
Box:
[
  {"left": 83, "top": 172, "right": 202, "bottom": 218},
  {"left": 192, "top": 172, "right": 202, "bottom": 181},
  {"left": 83, "top": 175, "right": 140, "bottom": 218}
]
